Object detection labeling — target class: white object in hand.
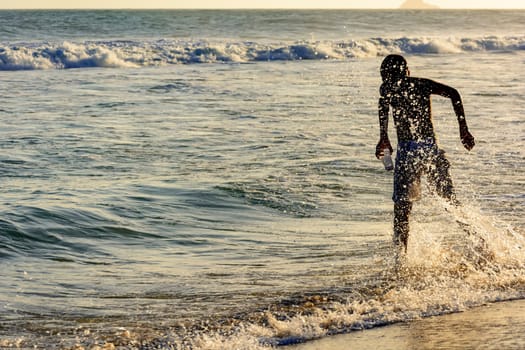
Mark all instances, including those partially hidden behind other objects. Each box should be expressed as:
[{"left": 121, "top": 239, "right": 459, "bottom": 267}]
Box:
[{"left": 382, "top": 148, "right": 394, "bottom": 171}]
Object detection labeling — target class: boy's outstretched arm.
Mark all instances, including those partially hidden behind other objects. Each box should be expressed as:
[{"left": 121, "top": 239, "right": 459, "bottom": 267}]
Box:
[
  {"left": 431, "top": 81, "right": 475, "bottom": 151},
  {"left": 376, "top": 93, "right": 393, "bottom": 158}
]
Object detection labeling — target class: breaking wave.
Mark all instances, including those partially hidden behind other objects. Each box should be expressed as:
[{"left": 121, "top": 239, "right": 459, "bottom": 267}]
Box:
[{"left": 1, "top": 35, "right": 524, "bottom": 70}]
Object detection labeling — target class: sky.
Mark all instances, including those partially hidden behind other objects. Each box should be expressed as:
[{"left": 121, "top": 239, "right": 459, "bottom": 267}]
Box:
[{"left": 1, "top": 0, "right": 524, "bottom": 9}]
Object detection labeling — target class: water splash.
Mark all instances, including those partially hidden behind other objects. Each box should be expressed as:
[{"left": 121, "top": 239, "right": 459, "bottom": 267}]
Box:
[{"left": 183, "top": 202, "right": 525, "bottom": 349}]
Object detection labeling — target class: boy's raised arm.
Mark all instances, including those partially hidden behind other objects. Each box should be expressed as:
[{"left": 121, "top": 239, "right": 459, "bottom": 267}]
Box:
[{"left": 430, "top": 80, "right": 475, "bottom": 151}]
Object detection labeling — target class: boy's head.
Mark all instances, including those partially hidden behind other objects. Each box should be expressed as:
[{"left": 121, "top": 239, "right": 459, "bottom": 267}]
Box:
[{"left": 380, "top": 54, "right": 409, "bottom": 83}]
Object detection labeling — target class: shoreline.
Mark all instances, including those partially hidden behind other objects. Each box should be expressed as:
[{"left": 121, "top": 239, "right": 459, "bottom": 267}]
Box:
[{"left": 291, "top": 299, "right": 525, "bottom": 349}]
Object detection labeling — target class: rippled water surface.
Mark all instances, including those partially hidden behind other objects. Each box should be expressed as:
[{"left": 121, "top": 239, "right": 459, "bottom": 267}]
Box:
[{"left": 0, "top": 10, "right": 524, "bottom": 349}]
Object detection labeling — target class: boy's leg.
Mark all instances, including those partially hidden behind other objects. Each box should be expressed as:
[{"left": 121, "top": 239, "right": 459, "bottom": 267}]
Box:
[
  {"left": 392, "top": 142, "right": 418, "bottom": 254},
  {"left": 394, "top": 200, "right": 412, "bottom": 252},
  {"left": 428, "top": 149, "right": 458, "bottom": 205}
]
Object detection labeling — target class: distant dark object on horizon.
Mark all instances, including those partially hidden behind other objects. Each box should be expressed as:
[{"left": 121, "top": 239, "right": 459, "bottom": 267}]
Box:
[{"left": 400, "top": 0, "right": 440, "bottom": 9}]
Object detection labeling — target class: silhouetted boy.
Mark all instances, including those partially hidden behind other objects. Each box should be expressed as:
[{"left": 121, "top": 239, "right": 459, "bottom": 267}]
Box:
[{"left": 376, "top": 54, "right": 475, "bottom": 255}]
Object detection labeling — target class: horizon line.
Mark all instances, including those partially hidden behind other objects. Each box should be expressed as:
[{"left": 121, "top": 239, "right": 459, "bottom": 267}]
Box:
[{"left": 0, "top": 7, "right": 523, "bottom": 10}]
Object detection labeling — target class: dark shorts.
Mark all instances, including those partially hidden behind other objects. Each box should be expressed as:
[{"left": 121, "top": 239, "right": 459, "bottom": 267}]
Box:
[{"left": 393, "top": 140, "right": 455, "bottom": 204}]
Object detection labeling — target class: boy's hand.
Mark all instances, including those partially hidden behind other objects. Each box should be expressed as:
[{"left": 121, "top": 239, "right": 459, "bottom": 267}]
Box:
[
  {"left": 460, "top": 129, "right": 475, "bottom": 151},
  {"left": 376, "top": 138, "right": 393, "bottom": 159}
]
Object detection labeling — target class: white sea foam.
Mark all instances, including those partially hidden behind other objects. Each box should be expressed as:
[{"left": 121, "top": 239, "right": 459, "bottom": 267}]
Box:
[{"left": 1, "top": 36, "right": 523, "bottom": 70}]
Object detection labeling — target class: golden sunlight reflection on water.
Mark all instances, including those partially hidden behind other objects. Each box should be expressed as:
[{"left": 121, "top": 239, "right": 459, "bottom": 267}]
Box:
[{"left": 295, "top": 299, "right": 525, "bottom": 350}]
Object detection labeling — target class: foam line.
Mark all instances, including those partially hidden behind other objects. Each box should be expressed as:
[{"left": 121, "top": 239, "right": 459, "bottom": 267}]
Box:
[{"left": 0, "top": 36, "right": 523, "bottom": 70}]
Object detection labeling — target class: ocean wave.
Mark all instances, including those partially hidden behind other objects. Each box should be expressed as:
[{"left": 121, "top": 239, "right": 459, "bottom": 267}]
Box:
[
  {"left": 0, "top": 36, "right": 524, "bottom": 70},
  {"left": 0, "top": 205, "right": 165, "bottom": 263}
]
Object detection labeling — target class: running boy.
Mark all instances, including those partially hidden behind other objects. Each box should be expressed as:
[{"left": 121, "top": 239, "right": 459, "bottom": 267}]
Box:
[{"left": 376, "top": 54, "right": 475, "bottom": 254}]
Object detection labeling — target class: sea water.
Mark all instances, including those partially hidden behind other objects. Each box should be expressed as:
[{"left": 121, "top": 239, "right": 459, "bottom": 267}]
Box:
[{"left": 0, "top": 10, "right": 524, "bottom": 349}]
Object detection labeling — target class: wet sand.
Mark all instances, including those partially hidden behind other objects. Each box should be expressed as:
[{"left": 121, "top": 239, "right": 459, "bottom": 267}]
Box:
[{"left": 292, "top": 299, "right": 525, "bottom": 349}]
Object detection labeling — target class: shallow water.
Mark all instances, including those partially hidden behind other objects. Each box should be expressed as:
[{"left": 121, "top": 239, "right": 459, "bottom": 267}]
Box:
[{"left": 0, "top": 9, "right": 524, "bottom": 350}]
